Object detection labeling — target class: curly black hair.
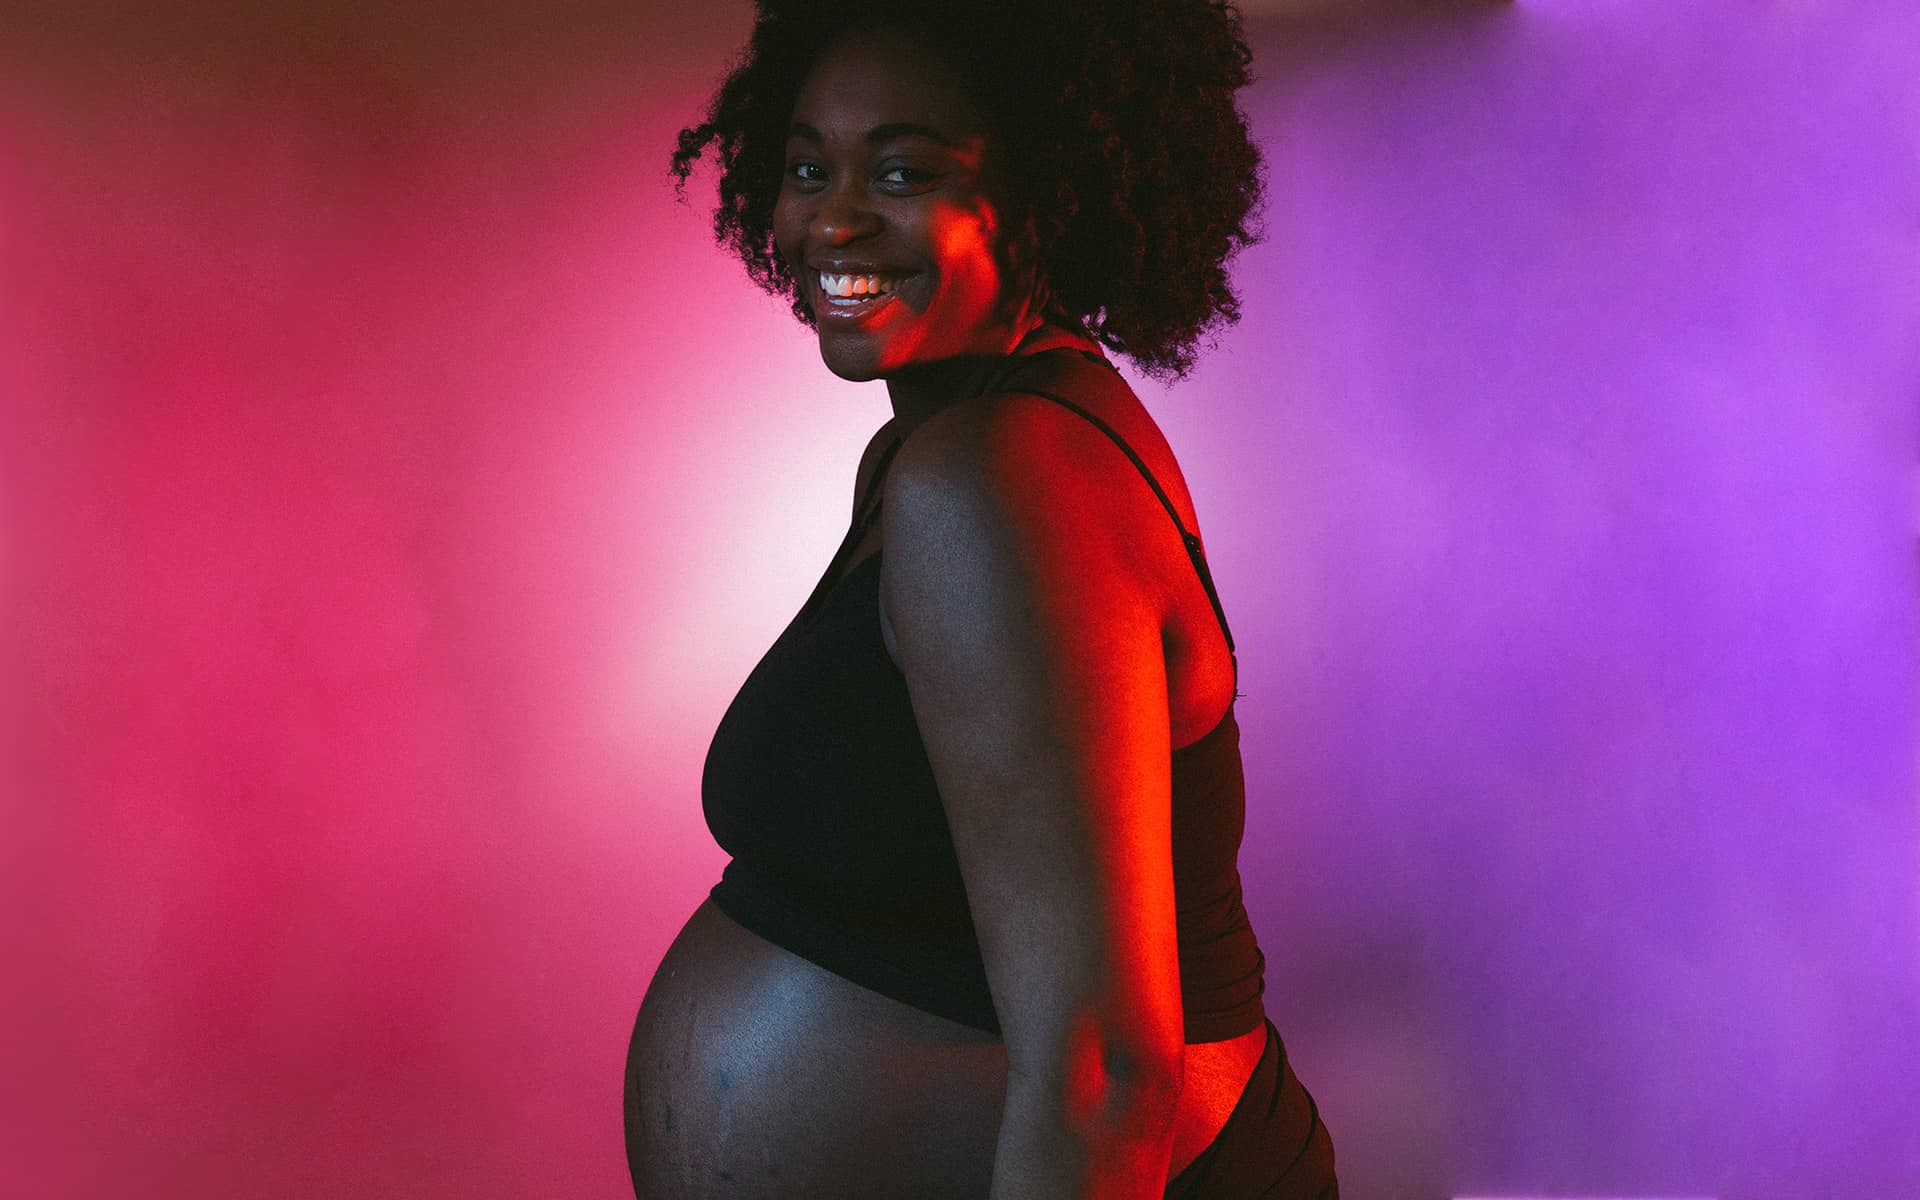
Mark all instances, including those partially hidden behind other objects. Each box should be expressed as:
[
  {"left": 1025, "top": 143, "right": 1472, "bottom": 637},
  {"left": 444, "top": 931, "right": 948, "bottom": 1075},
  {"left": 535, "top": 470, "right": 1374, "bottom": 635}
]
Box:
[{"left": 670, "top": 0, "right": 1265, "bottom": 380}]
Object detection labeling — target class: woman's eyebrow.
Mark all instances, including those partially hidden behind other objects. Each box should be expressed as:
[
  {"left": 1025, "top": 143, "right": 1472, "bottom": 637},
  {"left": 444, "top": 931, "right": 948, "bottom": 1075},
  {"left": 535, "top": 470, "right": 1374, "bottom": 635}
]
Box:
[{"left": 786, "top": 121, "right": 955, "bottom": 146}]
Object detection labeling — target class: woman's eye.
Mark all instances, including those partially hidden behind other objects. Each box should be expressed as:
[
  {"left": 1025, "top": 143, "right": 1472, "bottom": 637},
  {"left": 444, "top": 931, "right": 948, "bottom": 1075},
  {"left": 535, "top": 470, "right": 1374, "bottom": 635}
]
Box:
[{"left": 783, "top": 162, "right": 932, "bottom": 190}]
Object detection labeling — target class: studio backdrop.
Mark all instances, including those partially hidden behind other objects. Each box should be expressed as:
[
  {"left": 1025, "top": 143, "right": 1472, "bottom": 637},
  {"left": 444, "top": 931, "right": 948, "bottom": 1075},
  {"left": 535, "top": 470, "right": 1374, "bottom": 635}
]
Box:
[{"left": 2, "top": 2, "right": 1914, "bottom": 1197}]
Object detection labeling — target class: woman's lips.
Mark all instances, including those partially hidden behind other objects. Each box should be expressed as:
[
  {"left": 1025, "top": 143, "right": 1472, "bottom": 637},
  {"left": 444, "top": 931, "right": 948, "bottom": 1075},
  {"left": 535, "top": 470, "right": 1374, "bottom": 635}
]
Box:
[
  {"left": 815, "top": 290, "right": 899, "bottom": 325},
  {"left": 810, "top": 272, "right": 914, "bottom": 326}
]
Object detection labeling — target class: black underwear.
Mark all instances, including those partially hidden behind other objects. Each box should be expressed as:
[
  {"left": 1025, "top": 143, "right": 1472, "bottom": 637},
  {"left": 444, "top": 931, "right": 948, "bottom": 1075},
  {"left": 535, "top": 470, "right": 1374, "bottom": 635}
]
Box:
[{"left": 1162, "top": 1018, "right": 1338, "bottom": 1199}]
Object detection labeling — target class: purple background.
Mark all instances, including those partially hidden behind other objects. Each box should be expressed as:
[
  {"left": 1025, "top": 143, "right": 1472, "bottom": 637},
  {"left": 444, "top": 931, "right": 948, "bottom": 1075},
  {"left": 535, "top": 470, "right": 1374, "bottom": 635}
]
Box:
[{"left": 3, "top": 2, "right": 1914, "bottom": 1196}]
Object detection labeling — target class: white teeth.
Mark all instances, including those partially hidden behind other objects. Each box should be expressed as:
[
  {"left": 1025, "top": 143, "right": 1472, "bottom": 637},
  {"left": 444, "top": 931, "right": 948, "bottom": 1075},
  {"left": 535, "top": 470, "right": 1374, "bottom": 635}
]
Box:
[{"left": 819, "top": 271, "right": 901, "bottom": 299}]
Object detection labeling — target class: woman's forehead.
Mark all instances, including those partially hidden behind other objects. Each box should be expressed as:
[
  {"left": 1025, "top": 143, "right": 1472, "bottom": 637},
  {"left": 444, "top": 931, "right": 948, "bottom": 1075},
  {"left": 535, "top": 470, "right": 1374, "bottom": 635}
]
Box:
[{"left": 790, "top": 28, "right": 988, "bottom": 140}]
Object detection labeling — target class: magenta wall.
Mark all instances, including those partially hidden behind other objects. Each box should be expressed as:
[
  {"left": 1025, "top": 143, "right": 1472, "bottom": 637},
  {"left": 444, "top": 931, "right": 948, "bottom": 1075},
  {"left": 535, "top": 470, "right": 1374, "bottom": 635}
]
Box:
[{"left": 4, "top": 3, "right": 1914, "bottom": 1197}]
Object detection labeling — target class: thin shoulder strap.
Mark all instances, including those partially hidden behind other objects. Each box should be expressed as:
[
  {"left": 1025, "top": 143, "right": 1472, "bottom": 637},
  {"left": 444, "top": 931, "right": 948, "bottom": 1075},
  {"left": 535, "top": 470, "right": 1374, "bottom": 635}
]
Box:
[
  {"left": 998, "top": 380, "right": 1240, "bottom": 694},
  {"left": 849, "top": 434, "right": 903, "bottom": 540}
]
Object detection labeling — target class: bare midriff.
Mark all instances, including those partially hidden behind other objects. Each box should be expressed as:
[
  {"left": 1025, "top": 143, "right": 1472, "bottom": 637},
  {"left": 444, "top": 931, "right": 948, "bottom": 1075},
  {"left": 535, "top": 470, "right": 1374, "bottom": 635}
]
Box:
[{"left": 624, "top": 898, "right": 1265, "bottom": 1198}]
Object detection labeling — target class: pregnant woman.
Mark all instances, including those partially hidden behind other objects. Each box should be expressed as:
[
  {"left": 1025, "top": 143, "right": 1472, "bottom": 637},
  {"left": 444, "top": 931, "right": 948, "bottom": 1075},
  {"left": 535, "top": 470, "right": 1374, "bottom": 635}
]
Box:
[{"left": 625, "top": 1, "right": 1337, "bottom": 1195}]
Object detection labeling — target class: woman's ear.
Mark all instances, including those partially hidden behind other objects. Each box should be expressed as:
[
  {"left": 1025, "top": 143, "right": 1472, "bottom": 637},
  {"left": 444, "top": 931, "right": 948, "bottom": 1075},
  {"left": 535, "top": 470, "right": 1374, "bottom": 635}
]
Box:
[
  {"left": 1002, "top": 212, "right": 1053, "bottom": 319},
  {"left": 1006, "top": 212, "right": 1043, "bottom": 274}
]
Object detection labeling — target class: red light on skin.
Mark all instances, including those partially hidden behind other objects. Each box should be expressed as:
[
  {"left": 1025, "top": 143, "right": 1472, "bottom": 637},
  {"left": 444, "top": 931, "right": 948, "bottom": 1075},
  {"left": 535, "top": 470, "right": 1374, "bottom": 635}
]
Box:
[
  {"left": 1060, "top": 1010, "right": 1112, "bottom": 1130},
  {"left": 867, "top": 196, "right": 1004, "bottom": 373}
]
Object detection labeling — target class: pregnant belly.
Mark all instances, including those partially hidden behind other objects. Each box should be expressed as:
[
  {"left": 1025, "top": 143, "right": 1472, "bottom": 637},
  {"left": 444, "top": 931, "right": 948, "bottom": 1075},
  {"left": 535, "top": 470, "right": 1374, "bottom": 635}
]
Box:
[{"left": 622, "top": 898, "right": 1263, "bottom": 1199}]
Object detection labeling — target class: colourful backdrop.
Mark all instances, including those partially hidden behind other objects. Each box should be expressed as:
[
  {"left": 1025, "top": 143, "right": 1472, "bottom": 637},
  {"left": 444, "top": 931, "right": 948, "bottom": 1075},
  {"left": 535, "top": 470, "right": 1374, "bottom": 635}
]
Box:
[{"left": 4, "top": 2, "right": 1915, "bottom": 1197}]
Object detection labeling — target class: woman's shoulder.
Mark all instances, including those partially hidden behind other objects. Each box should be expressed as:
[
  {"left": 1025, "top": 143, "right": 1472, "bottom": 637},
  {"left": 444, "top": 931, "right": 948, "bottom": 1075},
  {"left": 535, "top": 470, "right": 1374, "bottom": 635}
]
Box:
[
  {"left": 894, "top": 364, "right": 1125, "bottom": 486},
  {"left": 989, "top": 347, "right": 1168, "bottom": 478},
  {"left": 887, "top": 364, "right": 1185, "bottom": 563},
  {"left": 877, "top": 341, "right": 1205, "bottom": 645}
]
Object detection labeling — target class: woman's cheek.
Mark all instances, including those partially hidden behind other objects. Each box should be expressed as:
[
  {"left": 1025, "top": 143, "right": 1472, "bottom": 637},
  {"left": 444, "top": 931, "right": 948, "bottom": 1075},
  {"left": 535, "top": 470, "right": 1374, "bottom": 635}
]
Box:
[{"left": 930, "top": 214, "right": 1004, "bottom": 318}]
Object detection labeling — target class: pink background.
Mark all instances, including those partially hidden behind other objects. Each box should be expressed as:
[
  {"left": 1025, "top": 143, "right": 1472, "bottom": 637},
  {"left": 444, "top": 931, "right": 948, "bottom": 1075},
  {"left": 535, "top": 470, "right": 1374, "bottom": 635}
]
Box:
[{"left": 4, "top": 2, "right": 1915, "bottom": 1196}]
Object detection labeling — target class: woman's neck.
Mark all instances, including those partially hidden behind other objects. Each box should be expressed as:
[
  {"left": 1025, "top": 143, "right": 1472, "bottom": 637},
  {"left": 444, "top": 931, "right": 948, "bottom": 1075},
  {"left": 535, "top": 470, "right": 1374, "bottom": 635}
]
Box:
[{"left": 883, "top": 318, "right": 1099, "bottom": 441}]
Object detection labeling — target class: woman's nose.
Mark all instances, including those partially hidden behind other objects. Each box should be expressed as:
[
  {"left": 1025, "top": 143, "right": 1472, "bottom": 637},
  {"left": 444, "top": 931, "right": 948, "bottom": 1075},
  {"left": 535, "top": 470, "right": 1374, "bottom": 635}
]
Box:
[{"left": 814, "top": 187, "right": 882, "bottom": 244}]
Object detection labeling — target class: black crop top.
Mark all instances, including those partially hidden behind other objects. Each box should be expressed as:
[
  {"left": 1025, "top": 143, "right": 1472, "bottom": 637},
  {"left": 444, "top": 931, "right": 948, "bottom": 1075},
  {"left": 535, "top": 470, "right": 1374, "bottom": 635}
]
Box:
[{"left": 701, "top": 348, "right": 1267, "bottom": 1044}]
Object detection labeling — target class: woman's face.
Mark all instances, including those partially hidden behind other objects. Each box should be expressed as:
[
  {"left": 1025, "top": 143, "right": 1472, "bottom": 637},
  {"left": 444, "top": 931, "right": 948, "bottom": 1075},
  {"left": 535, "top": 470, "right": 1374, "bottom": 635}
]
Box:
[{"left": 773, "top": 28, "right": 1031, "bottom": 381}]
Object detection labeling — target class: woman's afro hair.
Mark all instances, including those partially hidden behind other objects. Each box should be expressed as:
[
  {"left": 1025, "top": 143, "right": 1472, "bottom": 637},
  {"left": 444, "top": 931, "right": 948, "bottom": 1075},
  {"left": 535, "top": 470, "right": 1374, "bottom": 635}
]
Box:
[{"left": 670, "top": 0, "right": 1265, "bottom": 380}]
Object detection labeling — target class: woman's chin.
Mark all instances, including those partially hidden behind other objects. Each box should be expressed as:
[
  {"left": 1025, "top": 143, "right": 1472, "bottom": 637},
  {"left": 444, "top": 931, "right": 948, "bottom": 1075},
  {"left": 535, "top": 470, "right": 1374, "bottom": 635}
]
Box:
[{"left": 817, "top": 338, "right": 884, "bottom": 382}]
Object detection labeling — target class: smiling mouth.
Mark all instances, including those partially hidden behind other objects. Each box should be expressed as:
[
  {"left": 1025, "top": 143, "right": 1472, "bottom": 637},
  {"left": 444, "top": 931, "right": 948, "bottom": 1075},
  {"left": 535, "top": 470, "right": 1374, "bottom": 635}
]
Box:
[
  {"left": 823, "top": 292, "right": 894, "bottom": 313},
  {"left": 813, "top": 270, "right": 912, "bottom": 319}
]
